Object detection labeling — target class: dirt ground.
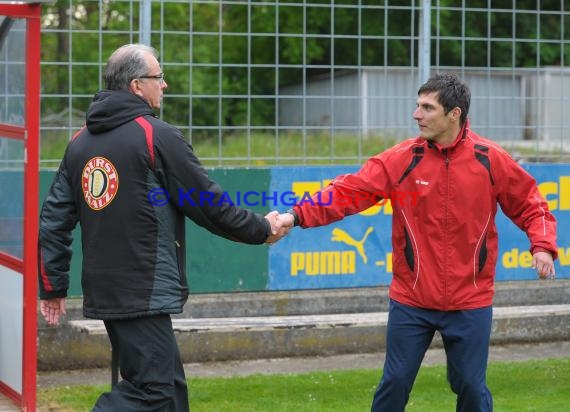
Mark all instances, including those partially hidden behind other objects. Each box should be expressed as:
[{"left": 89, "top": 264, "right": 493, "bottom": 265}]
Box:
[{"left": 37, "top": 340, "right": 570, "bottom": 388}]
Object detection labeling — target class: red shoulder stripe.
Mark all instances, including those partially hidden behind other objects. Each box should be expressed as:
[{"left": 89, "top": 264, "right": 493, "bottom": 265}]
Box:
[
  {"left": 71, "top": 125, "right": 86, "bottom": 141},
  {"left": 134, "top": 116, "right": 155, "bottom": 169}
]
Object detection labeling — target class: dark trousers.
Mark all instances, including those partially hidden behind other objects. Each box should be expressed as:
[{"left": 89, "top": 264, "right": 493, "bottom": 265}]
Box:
[
  {"left": 371, "top": 299, "right": 493, "bottom": 412},
  {"left": 92, "top": 314, "right": 189, "bottom": 412}
]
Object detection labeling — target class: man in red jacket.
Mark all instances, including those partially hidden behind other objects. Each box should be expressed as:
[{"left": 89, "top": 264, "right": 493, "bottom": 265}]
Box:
[{"left": 277, "top": 73, "right": 557, "bottom": 412}]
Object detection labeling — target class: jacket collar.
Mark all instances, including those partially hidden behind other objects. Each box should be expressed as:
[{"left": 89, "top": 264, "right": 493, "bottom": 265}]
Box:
[{"left": 426, "top": 118, "right": 469, "bottom": 152}]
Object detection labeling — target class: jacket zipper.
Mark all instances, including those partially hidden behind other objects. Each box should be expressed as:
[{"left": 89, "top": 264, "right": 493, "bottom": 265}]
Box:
[{"left": 443, "top": 148, "right": 449, "bottom": 309}]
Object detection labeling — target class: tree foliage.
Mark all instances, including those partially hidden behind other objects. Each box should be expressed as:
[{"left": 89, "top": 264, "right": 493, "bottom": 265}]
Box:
[{"left": 39, "top": 1, "right": 568, "bottom": 134}]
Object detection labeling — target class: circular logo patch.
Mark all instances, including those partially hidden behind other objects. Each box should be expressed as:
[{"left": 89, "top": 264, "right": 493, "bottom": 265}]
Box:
[{"left": 82, "top": 157, "right": 119, "bottom": 210}]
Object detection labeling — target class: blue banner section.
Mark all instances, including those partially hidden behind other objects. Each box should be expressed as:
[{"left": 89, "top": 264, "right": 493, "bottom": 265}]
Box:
[
  {"left": 268, "top": 164, "right": 570, "bottom": 291},
  {"left": 494, "top": 164, "right": 570, "bottom": 281}
]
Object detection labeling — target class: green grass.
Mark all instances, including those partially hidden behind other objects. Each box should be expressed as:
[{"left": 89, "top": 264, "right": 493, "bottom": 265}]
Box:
[
  {"left": 188, "top": 132, "right": 399, "bottom": 167},
  {"left": 41, "top": 131, "right": 570, "bottom": 170},
  {"left": 38, "top": 358, "right": 570, "bottom": 411},
  {"left": 39, "top": 131, "right": 398, "bottom": 168}
]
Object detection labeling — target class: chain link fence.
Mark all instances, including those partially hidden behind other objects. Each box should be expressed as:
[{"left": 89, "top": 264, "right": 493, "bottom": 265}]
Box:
[{"left": 38, "top": 0, "right": 570, "bottom": 168}]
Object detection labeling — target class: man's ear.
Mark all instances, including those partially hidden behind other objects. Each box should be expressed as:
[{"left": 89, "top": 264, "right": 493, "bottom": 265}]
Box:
[
  {"left": 450, "top": 107, "right": 462, "bottom": 123},
  {"left": 129, "top": 78, "right": 143, "bottom": 96}
]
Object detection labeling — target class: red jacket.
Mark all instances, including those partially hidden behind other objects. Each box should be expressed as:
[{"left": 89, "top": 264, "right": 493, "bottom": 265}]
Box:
[{"left": 294, "top": 124, "right": 557, "bottom": 310}]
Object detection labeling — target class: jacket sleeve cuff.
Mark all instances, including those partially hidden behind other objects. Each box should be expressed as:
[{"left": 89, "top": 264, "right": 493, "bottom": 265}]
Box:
[
  {"left": 287, "top": 208, "right": 300, "bottom": 227},
  {"left": 531, "top": 246, "right": 557, "bottom": 259},
  {"left": 39, "top": 290, "right": 68, "bottom": 300}
]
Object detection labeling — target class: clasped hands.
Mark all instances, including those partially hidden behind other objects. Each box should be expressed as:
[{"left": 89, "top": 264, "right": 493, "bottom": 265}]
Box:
[{"left": 264, "top": 211, "right": 295, "bottom": 245}]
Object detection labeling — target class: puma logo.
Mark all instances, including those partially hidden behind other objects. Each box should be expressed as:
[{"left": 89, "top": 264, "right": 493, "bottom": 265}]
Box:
[{"left": 331, "top": 227, "right": 374, "bottom": 264}]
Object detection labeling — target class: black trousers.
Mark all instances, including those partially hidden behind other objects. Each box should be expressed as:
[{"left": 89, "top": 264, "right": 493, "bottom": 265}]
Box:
[{"left": 92, "top": 314, "right": 189, "bottom": 412}]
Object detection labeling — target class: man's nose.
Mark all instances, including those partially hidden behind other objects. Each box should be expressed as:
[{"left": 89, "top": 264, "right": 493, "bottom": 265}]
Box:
[{"left": 413, "top": 107, "right": 421, "bottom": 119}]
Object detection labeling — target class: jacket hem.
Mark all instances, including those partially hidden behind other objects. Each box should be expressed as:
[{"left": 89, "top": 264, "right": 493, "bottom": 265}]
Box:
[
  {"left": 389, "top": 292, "right": 494, "bottom": 311},
  {"left": 83, "top": 307, "right": 184, "bottom": 320}
]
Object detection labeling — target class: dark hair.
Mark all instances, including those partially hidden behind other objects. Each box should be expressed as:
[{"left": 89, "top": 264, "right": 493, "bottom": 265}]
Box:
[
  {"left": 418, "top": 73, "right": 470, "bottom": 125},
  {"left": 103, "top": 44, "right": 158, "bottom": 91}
]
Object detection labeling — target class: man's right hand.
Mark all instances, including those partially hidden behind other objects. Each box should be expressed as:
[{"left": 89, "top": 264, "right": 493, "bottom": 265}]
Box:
[
  {"left": 40, "top": 298, "right": 67, "bottom": 326},
  {"left": 276, "top": 212, "right": 295, "bottom": 231},
  {"left": 264, "top": 211, "right": 294, "bottom": 244}
]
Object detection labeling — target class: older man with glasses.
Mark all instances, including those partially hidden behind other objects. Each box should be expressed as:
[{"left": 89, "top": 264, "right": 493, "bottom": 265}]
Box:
[{"left": 38, "top": 43, "right": 285, "bottom": 411}]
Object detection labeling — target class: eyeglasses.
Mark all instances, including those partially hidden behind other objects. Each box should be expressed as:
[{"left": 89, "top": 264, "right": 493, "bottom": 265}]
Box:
[{"left": 139, "top": 73, "right": 165, "bottom": 84}]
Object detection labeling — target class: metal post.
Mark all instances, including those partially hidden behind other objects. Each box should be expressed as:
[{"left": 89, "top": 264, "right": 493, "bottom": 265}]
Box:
[
  {"left": 139, "top": 0, "right": 152, "bottom": 46},
  {"left": 419, "top": 0, "right": 431, "bottom": 85},
  {"left": 111, "top": 347, "right": 119, "bottom": 387}
]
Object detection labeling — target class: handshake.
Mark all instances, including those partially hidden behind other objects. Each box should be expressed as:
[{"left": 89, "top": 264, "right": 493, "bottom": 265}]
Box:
[{"left": 264, "top": 211, "right": 296, "bottom": 245}]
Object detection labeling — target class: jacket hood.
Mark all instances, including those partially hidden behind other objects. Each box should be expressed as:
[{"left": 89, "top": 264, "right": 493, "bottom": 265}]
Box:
[{"left": 86, "top": 90, "right": 155, "bottom": 134}]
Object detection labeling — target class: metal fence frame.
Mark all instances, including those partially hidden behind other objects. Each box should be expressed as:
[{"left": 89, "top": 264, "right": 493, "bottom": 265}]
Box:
[{"left": 37, "top": 0, "right": 570, "bottom": 168}]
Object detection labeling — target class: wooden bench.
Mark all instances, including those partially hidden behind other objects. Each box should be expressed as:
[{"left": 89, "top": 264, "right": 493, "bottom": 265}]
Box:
[
  {"left": 68, "top": 312, "right": 390, "bottom": 386},
  {"left": 68, "top": 305, "right": 570, "bottom": 386}
]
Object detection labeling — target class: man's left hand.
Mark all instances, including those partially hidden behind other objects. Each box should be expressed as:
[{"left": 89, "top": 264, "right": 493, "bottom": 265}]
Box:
[{"left": 532, "top": 251, "right": 555, "bottom": 280}]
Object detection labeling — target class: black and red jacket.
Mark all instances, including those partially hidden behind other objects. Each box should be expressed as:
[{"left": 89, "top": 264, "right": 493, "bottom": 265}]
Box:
[
  {"left": 39, "top": 90, "right": 270, "bottom": 319},
  {"left": 294, "top": 122, "right": 558, "bottom": 310}
]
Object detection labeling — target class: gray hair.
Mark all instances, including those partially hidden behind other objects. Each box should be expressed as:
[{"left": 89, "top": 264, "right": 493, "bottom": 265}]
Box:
[{"left": 103, "top": 44, "right": 158, "bottom": 90}]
